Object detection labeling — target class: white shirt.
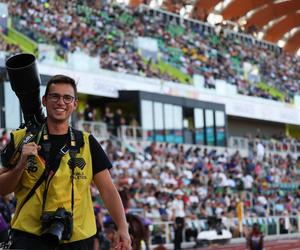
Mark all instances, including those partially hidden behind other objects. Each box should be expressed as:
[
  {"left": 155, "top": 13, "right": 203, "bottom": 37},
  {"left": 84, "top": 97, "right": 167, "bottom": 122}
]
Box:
[
  {"left": 243, "top": 175, "right": 254, "bottom": 189},
  {"left": 257, "top": 195, "right": 268, "bottom": 205},
  {"left": 212, "top": 172, "right": 227, "bottom": 187},
  {"left": 197, "top": 186, "right": 208, "bottom": 199},
  {"left": 257, "top": 143, "right": 265, "bottom": 159},
  {"left": 189, "top": 194, "right": 199, "bottom": 204},
  {"left": 171, "top": 198, "right": 185, "bottom": 218}
]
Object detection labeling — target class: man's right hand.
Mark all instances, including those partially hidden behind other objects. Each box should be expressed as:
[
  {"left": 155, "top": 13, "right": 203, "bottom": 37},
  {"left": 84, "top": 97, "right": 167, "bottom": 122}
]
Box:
[
  {"left": 19, "top": 142, "right": 41, "bottom": 167},
  {"left": 0, "top": 141, "right": 41, "bottom": 196}
]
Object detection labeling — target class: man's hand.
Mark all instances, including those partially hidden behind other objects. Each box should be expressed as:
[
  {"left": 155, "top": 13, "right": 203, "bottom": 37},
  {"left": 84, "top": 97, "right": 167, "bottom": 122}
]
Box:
[
  {"left": 115, "top": 227, "right": 132, "bottom": 250},
  {"left": 0, "top": 142, "right": 41, "bottom": 196},
  {"left": 19, "top": 142, "right": 41, "bottom": 165}
]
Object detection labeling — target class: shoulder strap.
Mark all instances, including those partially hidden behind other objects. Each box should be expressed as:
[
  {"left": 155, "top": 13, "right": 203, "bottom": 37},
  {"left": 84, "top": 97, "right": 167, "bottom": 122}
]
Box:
[
  {"left": 18, "top": 169, "right": 48, "bottom": 212},
  {"left": 71, "top": 128, "right": 84, "bottom": 150},
  {"left": 68, "top": 128, "right": 84, "bottom": 214}
]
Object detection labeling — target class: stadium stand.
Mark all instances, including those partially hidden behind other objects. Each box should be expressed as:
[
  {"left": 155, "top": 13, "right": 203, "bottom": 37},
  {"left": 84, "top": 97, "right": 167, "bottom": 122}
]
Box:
[
  {"left": 7, "top": 0, "right": 300, "bottom": 103},
  {"left": 0, "top": 35, "right": 21, "bottom": 57}
]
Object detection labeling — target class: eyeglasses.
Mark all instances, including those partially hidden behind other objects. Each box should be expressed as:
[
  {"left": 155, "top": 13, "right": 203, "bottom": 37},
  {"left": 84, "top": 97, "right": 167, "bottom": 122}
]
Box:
[{"left": 47, "top": 93, "right": 76, "bottom": 104}]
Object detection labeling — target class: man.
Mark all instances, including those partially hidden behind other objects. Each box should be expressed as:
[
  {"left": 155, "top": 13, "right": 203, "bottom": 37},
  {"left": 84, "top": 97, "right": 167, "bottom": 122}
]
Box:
[
  {"left": 0, "top": 75, "right": 131, "bottom": 250},
  {"left": 171, "top": 189, "right": 185, "bottom": 250},
  {"left": 246, "top": 223, "right": 264, "bottom": 250}
]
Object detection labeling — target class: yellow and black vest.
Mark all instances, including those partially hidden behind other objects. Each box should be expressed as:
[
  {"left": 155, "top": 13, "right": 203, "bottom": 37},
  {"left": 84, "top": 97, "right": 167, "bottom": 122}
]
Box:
[{"left": 11, "top": 128, "right": 96, "bottom": 242}]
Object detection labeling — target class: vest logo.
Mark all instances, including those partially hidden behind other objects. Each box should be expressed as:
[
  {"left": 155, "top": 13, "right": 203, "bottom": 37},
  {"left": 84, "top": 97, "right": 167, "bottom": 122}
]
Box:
[
  {"left": 72, "top": 172, "right": 87, "bottom": 180},
  {"left": 68, "top": 158, "right": 86, "bottom": 170}
]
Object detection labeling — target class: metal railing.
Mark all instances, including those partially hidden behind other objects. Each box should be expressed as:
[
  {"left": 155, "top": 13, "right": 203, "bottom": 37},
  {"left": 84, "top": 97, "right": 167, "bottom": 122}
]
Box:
[
  {"left": 64, "top": 121, "right": 300, "bottom": 158},
  {"left": 76, "top": 120, "right": 109, "bottom": 141},
  {"left": 70, "top": 122, "right": 300, "bottom": 159},
  {"left": 148, "top": 215, "right": 300, "bottom": 248},
  {"left": 118, "top": 126, "right": 300, "bottom": 156},
  {"left": 118, "top": 125, "right": 147, "bottom": 142},
  {"left": 228, "top": 136, "right": 300, "bottom": 157},
  {"left": 139, "top": 4, "right": 280, "bottom": 53},
  {"left": 228, "top": 136, "right": 249, "bottom": 151}
]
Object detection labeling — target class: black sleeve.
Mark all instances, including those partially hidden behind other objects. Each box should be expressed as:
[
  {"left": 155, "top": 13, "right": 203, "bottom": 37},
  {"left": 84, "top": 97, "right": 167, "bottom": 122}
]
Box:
[{"left": 89, "top": 135, "right": 112, "bottom": 176}]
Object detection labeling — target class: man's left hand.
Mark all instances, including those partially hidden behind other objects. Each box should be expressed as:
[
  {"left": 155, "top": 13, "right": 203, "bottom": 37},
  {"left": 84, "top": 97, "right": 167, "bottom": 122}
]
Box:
[{"left": 115, "top": 228, "right": 132, "bottom": 250}]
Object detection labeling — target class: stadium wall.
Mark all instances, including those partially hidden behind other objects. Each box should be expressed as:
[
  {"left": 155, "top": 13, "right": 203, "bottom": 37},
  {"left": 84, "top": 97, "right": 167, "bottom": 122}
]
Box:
[
  {"left": 37, "top": 63, "right": 300, "bottom": 126},
  {"left": 228, "top": 116, "right": 285, "bottom": 138},
  {"left": 1, "top": 58, "right": 299, "bottom": 141}
]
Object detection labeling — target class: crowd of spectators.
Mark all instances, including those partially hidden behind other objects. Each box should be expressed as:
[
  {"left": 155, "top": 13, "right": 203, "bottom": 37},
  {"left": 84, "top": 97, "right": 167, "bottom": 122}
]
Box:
[
  {"left": 0, "top": 36, "right": 22, "bottom": 58},
  {"left": 1, "top": 124, "right": 300, "bottom": 247},
  {"left": 6, "top": 0, "right": 300, "bottom": 103},
  {"left": 76, "top": 103, "right": 141, "bottom": 140},
  {"left": 79, "top": 105, "right": 139, "bottom": 137},
  {"left": 99, "top": 139, "right": 300, "bottom": 239}
]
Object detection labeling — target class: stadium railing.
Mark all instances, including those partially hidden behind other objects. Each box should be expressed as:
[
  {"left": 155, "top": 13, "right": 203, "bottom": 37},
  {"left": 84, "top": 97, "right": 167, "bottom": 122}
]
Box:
[
  {"left": 229, "top": 136, "right": 300, "bottom": 157},
  {"left": 76, "top": 120, "right": 109, "bottom": 142},
  {"left": 147, "top": 215, "right": 300, "bottom": 249},
  {"left": 139, "top": 4, "right": 280, "bottom": 53},
  {"left": 118, "top": 125, "right": 147, "bottom": 142},
  {"left": 119, "top": 125, "right": 299, "bottom": 157},
  {"left": 7, "top": 120, "right": 295, "bottom": 158}
]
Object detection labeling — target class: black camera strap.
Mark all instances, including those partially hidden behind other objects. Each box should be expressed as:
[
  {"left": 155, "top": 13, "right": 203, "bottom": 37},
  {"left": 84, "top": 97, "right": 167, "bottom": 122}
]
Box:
[{"left": 41, "top": 126, "right": 79, "bottom": 214}]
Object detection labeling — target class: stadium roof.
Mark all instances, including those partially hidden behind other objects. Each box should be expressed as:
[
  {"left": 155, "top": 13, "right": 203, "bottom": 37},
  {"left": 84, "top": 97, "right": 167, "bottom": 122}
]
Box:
[
  {"left": 130, "top": 0, "right": 300, "bottom": 54},
  {"left": 193, "top": 0, "right": 300, "bottom": 54}
]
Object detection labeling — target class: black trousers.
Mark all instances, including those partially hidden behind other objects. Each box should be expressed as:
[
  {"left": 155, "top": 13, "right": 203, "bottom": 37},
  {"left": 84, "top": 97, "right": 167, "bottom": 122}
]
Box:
[
  {"left": 10, "top": 230, "right": 94, "bottom": 250},
  {"left": 174, "top": 217, "right": 184, "bottom": 250},
  {"left": 0, "top": 228, "right": 9, "bottom": 243}
]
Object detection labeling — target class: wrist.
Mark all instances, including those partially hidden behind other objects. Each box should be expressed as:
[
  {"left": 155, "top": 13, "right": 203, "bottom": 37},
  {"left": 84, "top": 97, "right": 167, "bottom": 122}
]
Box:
[
  {"left": 15, "top": 159, "right": 27, "bottom": 171},
  {"left": 118, "top": 222, "right": 129, "bottom": 231}
]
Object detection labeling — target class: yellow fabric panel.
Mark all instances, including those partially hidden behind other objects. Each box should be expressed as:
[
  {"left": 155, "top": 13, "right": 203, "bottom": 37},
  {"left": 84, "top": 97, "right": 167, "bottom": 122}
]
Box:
[{"left": 11, "top": 128, "right": 96, "bottom": 242}]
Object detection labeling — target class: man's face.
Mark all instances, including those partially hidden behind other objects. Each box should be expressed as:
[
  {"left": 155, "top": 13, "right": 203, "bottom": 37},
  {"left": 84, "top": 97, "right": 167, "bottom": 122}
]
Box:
[{"left": 42, "top": 83, "right": 77, "bottom": 123}]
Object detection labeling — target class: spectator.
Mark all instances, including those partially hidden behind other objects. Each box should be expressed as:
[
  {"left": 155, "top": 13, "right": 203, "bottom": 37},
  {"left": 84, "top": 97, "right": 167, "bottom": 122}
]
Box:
[
  {"left": 84, "top": 103, "right": 96, "bottom": 121},
  {"left": 103, "top": 106, "right": 114, "bottom": 134},
  {"left": 246, "top": 223, "right": 264, "bottom": 250},
  {"left": 113, "top": 109, "right": 124, "bottom": 135},
  {"left": 256, "top": 141, "right": 265, "bottom": 162},
  {"left": 171, "top": 189, "right": 185, "bottom": 250}
]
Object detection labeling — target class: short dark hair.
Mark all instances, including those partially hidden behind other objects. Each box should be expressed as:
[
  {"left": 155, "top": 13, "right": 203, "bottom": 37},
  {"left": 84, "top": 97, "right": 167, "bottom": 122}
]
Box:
[{"left": 44, "top": 75, "right": 77, "bottom": 97}]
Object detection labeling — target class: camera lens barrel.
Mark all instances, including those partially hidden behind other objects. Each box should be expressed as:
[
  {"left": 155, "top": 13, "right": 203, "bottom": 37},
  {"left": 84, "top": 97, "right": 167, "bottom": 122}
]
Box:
[
  {"left": 41, "top": 221, "right": 65, "bottom": 247},
  {"left": 40, "top": 207, "right": 73, "bottom": 247},
  {"left": 6, "top": 53, "right": 40, "bottom": 94},
  {"left": 5, "top": 53, "right": 45, "bottom": 127}
]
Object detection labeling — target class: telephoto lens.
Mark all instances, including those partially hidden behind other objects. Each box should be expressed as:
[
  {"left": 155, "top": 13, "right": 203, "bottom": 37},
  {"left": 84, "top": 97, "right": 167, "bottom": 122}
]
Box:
[{"left": 5, "top": 53, "right": 45, "bottom": 129}]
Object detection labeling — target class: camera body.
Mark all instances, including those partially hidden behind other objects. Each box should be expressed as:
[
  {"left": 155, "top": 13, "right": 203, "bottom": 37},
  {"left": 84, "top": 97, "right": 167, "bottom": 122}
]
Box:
[{"left": 40, "top": 207, "right": 73, "bottom": 247}]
